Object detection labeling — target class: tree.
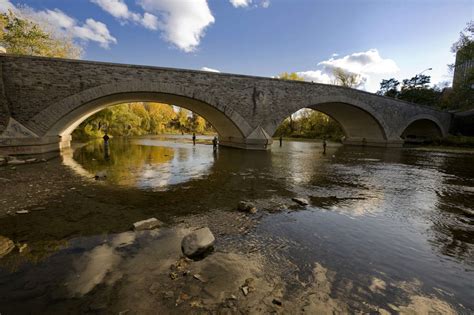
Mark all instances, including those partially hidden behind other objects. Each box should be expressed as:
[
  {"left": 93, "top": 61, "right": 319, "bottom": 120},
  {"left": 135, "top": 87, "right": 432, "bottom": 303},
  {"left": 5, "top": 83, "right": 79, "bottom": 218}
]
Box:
[
  {"left": 332, "top": 67, "right": 362, "bottom": 88},
  {"left": 450, "top": 21, "right": 473, "bottom": 69},
  {"left": 278, "top": 72, "right": 305, "bottom": 81},
  {"left": 402, "top": 74, "right": 431, "bottom": 89},
  {"left": 175, "top": 108, "right": 191, "bottom": 133},
  {"left": 0, "top": 10, "right": 81, "bottom": 58},
  {"left": 377, "top": 78, "right": 400, "bottom": 97}
]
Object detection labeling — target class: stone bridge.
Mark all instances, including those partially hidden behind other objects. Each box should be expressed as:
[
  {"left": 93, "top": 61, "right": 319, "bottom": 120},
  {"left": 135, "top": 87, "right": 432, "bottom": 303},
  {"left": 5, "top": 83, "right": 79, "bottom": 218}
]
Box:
[{"left": 0, "top": 55, "right": 453, "bottom": 155}]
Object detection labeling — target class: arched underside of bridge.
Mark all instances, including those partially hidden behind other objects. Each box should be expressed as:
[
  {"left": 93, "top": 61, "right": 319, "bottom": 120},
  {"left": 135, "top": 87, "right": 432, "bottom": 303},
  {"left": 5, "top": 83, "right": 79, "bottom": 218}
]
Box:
[
  {"left": 309, "top": 102, "right": 388, "bottom": 145},
  {"left": 400, "top": 118, "right": 443, "bottom": 140},
  {"left": 271, "top": 101, "right": 398, "bottom": 147},
  {"left": 0, "top": 88, "right": 270, "bottom": 155},
  {"left": 48, "top": 92, "right": 247, "bottom": 143}
]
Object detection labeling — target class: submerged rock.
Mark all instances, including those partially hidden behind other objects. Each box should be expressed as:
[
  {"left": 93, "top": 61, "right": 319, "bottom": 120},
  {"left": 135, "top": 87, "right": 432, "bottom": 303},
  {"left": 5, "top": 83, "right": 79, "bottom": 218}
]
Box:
[
  {"left": 0, "top": 235, "right": 15, "bottom": 258},
  {"left": 292, "top": 197, "right": 309, "bottom": 206},
  {"left": 132, "top": 218, "right": 162, "bottom": 231},
  {"left": 94, "top": 171, "right": 107, "bottom": 180},
  {"left": 237, "top": 201, "right": 257, "bottom": 214},
  {"left": 181, "top": 227, "right": 215, "bottom": 259}
]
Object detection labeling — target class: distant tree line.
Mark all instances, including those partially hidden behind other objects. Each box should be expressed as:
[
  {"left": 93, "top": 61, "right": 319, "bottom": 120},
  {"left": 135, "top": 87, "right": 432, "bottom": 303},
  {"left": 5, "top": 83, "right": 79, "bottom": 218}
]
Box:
[{"left": 72, "top": 103, "right": 215, "bottom": 140}]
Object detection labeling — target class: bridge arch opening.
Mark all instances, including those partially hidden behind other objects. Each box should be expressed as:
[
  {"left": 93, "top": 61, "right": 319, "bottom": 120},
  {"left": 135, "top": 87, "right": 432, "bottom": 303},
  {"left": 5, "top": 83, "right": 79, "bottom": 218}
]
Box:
[
  {"left": 45, "top": 92, "right": 246, "bottom": 146},
  {"left": 273, "top": 102, "right": 387, "bottom": 146},
  {"left": 401, "top": 118, "right": 443, "bottom": 143}
]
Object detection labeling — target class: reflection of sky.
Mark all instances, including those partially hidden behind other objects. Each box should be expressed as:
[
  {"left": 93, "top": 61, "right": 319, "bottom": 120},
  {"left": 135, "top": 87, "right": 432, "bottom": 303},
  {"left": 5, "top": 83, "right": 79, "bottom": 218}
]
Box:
[
  {"left": 69, "top": 137, "right": 215, "bottom": 190},
  {"left": 137, "top": 146, "right": 214, "bottom": 190}
]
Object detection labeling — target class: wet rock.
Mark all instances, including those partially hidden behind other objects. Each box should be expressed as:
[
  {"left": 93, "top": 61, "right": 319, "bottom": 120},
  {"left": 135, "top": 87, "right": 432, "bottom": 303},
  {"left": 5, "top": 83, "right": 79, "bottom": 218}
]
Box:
[
  {"left": 181, "top": 227, "right": 215, "bottom": 259},
  {"left": 94, "top": 171, "right": 107, "bottom": 180},
  {"left": 8, "top": 159, "right": 26, "bottom": 165},
  {"left": 132, "top": 218, "right": 162, "bottom": 231},
  {"left": 0, "top": 235, "right": 15, "bottom": 258},
  {"left": 292, "top": 197, "right": 309, "bottom": 206},
  {"left": 237, "top": 201, "right": 257, "bottom": 214}
]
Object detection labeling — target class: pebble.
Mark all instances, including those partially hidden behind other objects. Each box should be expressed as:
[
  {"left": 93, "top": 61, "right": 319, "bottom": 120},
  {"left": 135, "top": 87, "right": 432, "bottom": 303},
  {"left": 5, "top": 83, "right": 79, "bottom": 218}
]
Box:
[{"left": 16, "top": 210, "right": 29, "bottom": 214}]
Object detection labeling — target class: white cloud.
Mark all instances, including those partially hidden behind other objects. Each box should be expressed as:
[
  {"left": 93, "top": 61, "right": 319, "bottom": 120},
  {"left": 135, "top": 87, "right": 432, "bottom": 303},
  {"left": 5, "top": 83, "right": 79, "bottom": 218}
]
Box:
[
  {"left": 91, "top": 0, "right": 158, "bottom": 30},
  {"left": 0, "top": 0, "right": 15, "bottom": 12},
  {"left": 200, "top": 66, "right": 220, "bottom": 72},
  {"left": 294, "top": 49, "right": 399, "bottom": 91},
  {"left": 229, "top": 0, "right": 270, "bottom": 8},
  {"left": 138, "top": 0, "right": 215, "bottom": 52},
  {"left": 230, "top": 0, "right": 252, "bottom": 8},
  {"left": 318, "top": 49, "right": 399, "bottom": 75},
  {"left": 0, "top": 0, "right": 116, "bottom": 48},
  {"left": 73, "top": 19, "right": 117, "bottom": 48},
  {"left": 296, "top": 70, "right": 332, "bottom": 84}
]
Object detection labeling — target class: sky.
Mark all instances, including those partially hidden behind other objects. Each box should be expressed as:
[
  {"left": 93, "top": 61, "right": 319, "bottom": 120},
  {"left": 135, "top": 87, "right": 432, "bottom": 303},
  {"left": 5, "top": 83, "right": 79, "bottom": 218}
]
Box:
[{"left": 1, "top": 0, "right": 472, "bottom": 92}]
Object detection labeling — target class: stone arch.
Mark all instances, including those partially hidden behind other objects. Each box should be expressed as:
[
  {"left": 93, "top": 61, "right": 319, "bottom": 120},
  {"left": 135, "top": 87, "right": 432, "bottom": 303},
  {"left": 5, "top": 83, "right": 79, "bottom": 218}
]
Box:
[
  {"left": 399, "top": 115, "right": 445, "bottom": 140},
  {"left": 266, "top": 93, "right": 390, "bottom": 146},
  {"left": 28, "top": 81, "right": 253, "bottom": 143}
]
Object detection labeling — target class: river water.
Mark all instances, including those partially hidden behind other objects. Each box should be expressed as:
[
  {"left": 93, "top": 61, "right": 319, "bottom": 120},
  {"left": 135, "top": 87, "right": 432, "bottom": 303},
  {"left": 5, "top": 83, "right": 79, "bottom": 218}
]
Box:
[{"left": 0, "top": 135, "right": 473, "bottom": 314}]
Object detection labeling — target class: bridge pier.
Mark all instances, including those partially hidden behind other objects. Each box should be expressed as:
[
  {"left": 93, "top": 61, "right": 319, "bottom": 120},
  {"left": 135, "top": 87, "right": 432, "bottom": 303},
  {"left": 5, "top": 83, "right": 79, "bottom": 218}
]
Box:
[
  {"left": 0, "top": 135, "right": 71, "bottom": 156},
  {"left": 219, "top": 137, "right": 273, "bottom": 150}
]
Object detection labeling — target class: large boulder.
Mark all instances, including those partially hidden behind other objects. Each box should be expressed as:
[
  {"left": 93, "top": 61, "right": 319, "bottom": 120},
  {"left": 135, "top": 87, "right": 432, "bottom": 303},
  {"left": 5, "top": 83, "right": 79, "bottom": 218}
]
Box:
[
  {"left": 0, "top": 235, "right": 14, "bottom": 258},
  {"left": 181, "top": 227, "right": 215, "bottom": 259}
]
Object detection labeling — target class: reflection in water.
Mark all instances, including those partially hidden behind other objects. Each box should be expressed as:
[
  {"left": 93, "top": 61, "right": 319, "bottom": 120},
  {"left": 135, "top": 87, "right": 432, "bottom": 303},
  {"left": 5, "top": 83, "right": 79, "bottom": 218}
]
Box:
[
  {"left": 0, "top": 136, "right": 473, "bottom": 313},
  {"left": 72, "top": 137, "right": 214, "bottom": 189}
]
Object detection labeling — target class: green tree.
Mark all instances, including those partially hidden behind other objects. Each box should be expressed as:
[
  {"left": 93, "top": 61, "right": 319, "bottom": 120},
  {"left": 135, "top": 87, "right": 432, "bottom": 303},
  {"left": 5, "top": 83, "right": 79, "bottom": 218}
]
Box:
[
  {"left": 0, "top": 10, "right": 81, "bottom": 58},
  {"left": 377, "top": 78, "right": 400, "bottom": 98}
]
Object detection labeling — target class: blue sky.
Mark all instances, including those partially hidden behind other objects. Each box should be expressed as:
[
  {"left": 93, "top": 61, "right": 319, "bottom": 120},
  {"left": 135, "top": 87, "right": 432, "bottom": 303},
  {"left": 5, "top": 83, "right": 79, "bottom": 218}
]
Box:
[{"left": 1, "top": 0, "right": 472, "bottom": 91}]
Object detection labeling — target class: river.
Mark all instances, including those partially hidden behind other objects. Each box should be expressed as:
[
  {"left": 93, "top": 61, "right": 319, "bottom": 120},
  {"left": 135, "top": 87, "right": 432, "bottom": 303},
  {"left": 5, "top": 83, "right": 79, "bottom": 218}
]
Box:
[{"left": 0, "top": 135, "right": 473, "bottom": 314}]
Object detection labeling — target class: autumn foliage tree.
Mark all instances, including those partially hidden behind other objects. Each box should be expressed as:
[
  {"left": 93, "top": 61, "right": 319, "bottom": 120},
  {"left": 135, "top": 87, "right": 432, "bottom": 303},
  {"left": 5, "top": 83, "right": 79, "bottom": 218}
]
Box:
[{"left": 0, "top": 10, "right": 81, "bottom": 58}]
